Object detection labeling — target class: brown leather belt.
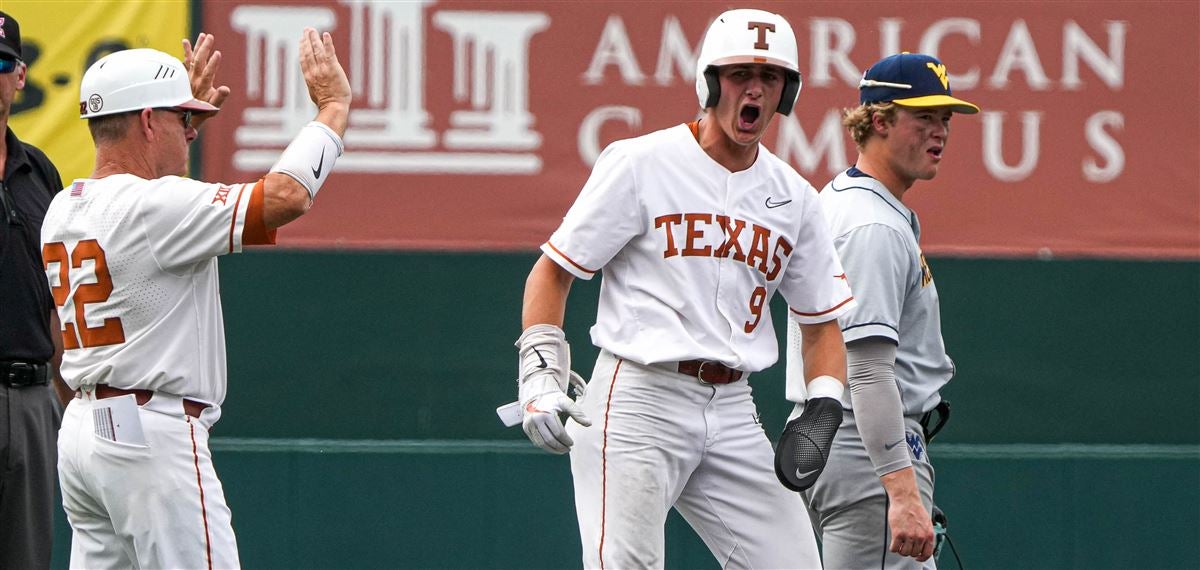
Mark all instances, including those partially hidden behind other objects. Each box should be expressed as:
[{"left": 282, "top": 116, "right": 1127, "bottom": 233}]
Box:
[
  {"left": 677, "top": 360, "right": 744, "bottom": 384},
  {"left": 75, "top": 385, "right": 209, "bottom": 419}
]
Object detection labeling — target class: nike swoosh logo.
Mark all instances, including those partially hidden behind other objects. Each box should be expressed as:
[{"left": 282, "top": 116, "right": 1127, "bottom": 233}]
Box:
[
  {"left": 765, "top": 196, "right": 792, "bottom": 209},
  {"left": 311, "top": 151, "right": 326, "bottom": 179},
  {"left": 795, "top": 468, "right": 819, "bottom": 479},
  {"left": 532, "top": 347, "right": 548, "bottom": 369},
  {"left": 884, "top": 439, "right": 905, "bottom": 450}
]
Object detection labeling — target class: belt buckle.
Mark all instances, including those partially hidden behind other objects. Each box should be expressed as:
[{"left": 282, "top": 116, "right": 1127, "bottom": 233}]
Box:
[
  {"left": 7, "top": 362, "right": 32, "bottom": 386},
  {"left": 695, "top": 361, "right": 714, "bottom": 385}
]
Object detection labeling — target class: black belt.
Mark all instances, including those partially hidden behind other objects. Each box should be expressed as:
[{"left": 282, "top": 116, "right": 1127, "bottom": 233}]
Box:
[
  {"left": 919, "top": 400, "right": 951, "bottom": 443},
  {"left": 0, "top": 360, "right": 50, "bottom": 387}
]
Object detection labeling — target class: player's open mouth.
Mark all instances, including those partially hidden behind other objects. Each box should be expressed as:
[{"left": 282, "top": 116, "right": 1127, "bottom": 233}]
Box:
[
  {"left": 928, "top": 145, "right": 943, "bottom": 160},
  {"left": 738, "top": 104, "right": 761, "bottom": 131}
]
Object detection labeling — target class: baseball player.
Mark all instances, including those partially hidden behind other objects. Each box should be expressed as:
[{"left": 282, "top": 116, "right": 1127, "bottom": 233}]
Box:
[
  {"left": 42, "top": 30, "right": 350, "bottom": 568},
  {"left": 783, "top": 53, "right": 979, "bottom": 568},
  {"left": 515, "top": 9, "right": 854, "bottom": 569}
]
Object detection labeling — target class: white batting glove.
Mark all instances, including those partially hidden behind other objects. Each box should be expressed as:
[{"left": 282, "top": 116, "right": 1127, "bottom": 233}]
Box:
[
  {"left": 516, "top": 325, "right": 593, "bottom": 454},
  {"left": 521, "top": 377, "right": 591, "bottom": 454}
]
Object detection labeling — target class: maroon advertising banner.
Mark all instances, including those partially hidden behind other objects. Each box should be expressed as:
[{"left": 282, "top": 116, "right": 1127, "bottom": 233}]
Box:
[{"left": 201, "top": 1, "right": 1199, "bottom": 259}]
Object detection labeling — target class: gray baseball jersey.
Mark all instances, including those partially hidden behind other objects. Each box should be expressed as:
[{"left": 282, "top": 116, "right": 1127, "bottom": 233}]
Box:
[
  {"left": 787, "top": 166, "right": 953, "bottom": 569},
  {"left": 787, "top": 167, "right": 954, "bottom": 415}
]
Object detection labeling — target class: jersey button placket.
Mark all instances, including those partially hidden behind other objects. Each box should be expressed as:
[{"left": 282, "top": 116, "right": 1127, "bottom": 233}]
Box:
[{"left": 714, "top": 174, "right": 736, "bottom": 341}]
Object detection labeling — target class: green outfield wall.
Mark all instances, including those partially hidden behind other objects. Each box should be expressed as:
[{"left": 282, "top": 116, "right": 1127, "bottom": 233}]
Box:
[
  {"left": 210, "top": 252, "right": 1199, "bottom": 445},
  {"left": 50, "top": 253, "right": 1200, "bottom": 568}
]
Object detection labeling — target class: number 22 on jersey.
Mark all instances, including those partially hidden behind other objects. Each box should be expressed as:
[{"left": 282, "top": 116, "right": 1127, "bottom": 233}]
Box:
[{"left": 43, "top": 239, "right": 126, "bottom": 350}]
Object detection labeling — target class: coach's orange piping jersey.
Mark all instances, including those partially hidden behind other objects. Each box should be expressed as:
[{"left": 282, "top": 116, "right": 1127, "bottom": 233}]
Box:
[{"left": 41, "top": 175, "right": 276, "bottom": 423}]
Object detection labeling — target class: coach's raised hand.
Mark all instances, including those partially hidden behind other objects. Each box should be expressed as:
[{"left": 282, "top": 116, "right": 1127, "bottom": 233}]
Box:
[
  {"left": 182, "top": 32, "right": 230, "bottom": 129},
  {"left": 299, "top": 27, "right": 351, "bottom": 138},
  {"left": 261, "top": 28, "right": 350, "bottom": 228}
]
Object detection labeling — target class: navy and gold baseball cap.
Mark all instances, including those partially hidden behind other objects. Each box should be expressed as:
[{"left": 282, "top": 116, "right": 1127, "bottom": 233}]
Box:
[
  {"left": 858, "top": 53, "right": 978, "bottom": 114},
  {"left": 0, "top": 11, "right": 21, "bottom": 60}
]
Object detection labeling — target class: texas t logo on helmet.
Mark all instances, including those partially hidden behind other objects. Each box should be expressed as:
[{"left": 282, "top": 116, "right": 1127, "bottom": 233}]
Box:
[
  {"left": 694, "top": 9, "right": 803, "bottom": 115},
  {"left": 747, "top": 21, "right": 776, "bottom": 49}
]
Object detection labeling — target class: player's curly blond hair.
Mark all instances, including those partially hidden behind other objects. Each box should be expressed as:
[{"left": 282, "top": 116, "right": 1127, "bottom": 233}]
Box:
[{"left": 842, "top": 102, "right": 899, "bottom": 149}]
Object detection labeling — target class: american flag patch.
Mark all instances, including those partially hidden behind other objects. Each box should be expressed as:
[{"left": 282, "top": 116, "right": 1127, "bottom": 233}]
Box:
[{"left": 70, "top": 182, "right": 84, "bottom": 197}]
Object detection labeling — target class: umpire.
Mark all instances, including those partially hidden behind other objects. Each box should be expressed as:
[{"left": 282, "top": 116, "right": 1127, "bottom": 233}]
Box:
[{"left": 0, "top": 11, "right": 70, "bottom": 569}]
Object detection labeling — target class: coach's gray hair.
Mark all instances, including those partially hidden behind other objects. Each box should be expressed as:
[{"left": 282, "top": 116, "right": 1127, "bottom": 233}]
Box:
[
  {"left": 87, "top": 112, "right": 137, "bottom": 144},
  {"left": 842, "top": 102, "right": 898, "bottom": 149}
]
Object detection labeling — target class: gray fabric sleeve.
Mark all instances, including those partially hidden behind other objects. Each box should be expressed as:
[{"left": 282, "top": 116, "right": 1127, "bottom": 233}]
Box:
[{"left": 847, "top": 337, "right": 912, "bottom": 477}]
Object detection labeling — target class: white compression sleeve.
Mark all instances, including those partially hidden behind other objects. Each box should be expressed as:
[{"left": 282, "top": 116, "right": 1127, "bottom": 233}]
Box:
[
  {"left": 847, "top": 337, "right": 912, "bottom": 477},
  {"left": 269, "top": 121, "right": 344, "bottom": 201}
]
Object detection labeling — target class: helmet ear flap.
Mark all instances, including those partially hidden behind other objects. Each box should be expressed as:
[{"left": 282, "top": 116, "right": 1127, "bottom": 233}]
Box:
[
  {"left": 703, "top": 66, "right": 721, "bottom": 109},
  {"left": 776, "top": 70, "right": 802, "bottom": 116}
]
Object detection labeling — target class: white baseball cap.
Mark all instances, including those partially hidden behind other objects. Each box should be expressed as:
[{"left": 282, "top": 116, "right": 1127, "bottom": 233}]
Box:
[{"left": 79, "top": 48, "right": 219, "bottom": 119}]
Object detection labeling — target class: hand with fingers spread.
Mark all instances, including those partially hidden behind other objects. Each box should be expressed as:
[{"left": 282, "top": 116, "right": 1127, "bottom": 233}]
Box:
[
  {"left": 181, "top": 32, "right": 230, "bottom": 129},
  {"left": 298, "top": 27, "right": 351, "bottom": 137}
]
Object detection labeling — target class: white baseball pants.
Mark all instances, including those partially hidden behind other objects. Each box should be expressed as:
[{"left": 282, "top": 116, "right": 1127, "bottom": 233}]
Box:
[
  {"left": 58, "top": 393, "right": 239, "bottom": 569},
  {"left": 567, "top": 350, "right": 821, "bottom": 569}
]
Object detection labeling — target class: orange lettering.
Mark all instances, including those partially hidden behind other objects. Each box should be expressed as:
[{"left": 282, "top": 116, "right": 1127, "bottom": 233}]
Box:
[
  {"left": 765, "top": 236, "right": 793, "bottom": 281},
  {"left": 654, "top": 214, "right": 683, "bottom": 258},
  {"left": 746, "top": 224, "right": 772, "bottom": 274},
  {"left": 681, "top": 213, "right": 713, "bottom": 257},
  {"left": 714, "top": 216, "right": 747, "bottom": 262}
]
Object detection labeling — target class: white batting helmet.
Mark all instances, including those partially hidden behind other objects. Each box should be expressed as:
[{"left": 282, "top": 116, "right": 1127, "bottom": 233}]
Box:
[
  {"left": 79, "top": 48, "right": 218, "bottom": 119},
  {"left": 695, "top": 9, "right": 802, "bottom": 116}
]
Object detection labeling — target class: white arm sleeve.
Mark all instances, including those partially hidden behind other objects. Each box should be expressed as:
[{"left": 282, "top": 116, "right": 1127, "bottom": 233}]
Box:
[
  {"left": 848, "top": 337, "right": 912, "bottom": 477},
  {"left": 269, "top": 121, "right": 344, "bottom": 201}
]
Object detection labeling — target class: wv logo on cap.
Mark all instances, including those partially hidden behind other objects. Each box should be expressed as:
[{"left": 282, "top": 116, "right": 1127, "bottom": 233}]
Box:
[{"left": 926, "top": 62, "right": 949, "bottom": 90}]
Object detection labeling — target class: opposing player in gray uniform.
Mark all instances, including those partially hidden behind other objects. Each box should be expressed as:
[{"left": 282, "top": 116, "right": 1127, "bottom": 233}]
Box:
[{"left": 783, "top": 52, "right": 979, "bottom": 568}]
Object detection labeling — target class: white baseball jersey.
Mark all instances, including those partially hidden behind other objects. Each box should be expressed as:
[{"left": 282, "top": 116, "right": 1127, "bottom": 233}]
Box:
[
  {"left": 542, "top": 122, "right": 854, "bottom": 372},
  {"left": 41, "top": 174, "right": 275, "bottom": 416},
  {"left": 787, "top": 167, "right": 954, "bottom": 414}
]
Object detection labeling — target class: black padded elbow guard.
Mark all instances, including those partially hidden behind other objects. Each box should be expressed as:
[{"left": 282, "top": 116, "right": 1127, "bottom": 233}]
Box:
[{"left": 774, "top": 397, "right": 844, "bottom": 492}]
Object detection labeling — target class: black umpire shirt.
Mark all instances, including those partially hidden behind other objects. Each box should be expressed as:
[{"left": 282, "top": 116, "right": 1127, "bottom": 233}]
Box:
[{"left": 0, "top": 127, "right": 62, "bottom": 363}]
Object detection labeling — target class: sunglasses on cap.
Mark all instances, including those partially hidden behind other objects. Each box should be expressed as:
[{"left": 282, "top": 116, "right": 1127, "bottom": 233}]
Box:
[{"left": 0, "top": 58, "right": 20, "bottom": 74}]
